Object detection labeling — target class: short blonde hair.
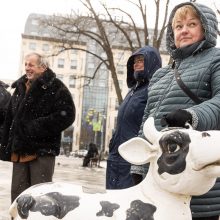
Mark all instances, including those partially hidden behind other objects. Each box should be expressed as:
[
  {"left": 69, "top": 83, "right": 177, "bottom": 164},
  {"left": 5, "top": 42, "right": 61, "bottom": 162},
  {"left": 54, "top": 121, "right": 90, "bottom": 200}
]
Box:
[{"left": 172, "top": 5, "right": 200, "bottom": 29}]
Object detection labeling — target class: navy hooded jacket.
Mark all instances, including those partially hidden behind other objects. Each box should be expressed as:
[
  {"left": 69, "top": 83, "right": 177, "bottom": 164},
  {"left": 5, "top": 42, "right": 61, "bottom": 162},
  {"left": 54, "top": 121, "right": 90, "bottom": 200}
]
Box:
[{"left": 108, "top": 46, "right": 162, "bottom": 163}]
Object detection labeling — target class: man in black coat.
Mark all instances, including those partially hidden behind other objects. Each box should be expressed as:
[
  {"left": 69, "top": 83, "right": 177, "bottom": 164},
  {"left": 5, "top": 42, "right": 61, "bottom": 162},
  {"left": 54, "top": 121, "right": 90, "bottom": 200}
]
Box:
[
  {"left": 0, "top": 81, "right": 11, "bottom": 144},
  {"left": 1, "top": 52, "right": 75, "bottom": 203}
]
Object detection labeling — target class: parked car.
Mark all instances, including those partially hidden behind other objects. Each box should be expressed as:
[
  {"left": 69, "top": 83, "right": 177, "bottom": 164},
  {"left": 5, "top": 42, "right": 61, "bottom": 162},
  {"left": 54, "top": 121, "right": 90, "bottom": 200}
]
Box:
[
  {"left": 71, "top": 149, "right": 88, "bottom": 158},
  {"left": 70, "top": 150, "right": 77, "bottom": 157}
]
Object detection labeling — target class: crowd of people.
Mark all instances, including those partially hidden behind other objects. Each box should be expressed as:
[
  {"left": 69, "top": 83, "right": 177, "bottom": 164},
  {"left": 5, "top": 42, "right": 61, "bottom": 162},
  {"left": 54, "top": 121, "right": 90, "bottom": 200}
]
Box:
[{"left": 0, "top": 2, "right": 219, "bottom": 220}]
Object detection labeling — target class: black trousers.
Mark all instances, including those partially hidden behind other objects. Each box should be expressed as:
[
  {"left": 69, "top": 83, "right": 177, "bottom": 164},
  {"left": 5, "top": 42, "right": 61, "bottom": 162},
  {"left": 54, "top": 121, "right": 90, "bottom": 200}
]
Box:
[{"left": 11, "top": 155, "right": 55, "bottom": 203}]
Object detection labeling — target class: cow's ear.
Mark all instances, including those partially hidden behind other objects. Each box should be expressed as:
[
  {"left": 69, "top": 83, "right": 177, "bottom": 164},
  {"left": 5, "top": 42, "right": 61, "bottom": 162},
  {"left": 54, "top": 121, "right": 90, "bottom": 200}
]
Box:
[
  {"left": 118, "top": 137, "right": 158, "bottom": 165},
  {"left": 143, "top": 117, "right": 160, "bottom": 144}
]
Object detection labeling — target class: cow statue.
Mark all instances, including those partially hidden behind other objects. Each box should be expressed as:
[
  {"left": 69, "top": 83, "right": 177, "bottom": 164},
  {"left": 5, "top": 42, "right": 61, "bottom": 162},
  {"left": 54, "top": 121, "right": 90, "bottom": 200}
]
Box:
[{"left": 9, "top": 117, "right": 220, "bottom": 220}]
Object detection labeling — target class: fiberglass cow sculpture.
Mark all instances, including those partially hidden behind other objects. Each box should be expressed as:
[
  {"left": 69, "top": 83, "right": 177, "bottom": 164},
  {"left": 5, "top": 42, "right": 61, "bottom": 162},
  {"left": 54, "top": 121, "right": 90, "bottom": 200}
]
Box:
[{"left": 10, "top": 117, "right": 220, "bottom": 220}]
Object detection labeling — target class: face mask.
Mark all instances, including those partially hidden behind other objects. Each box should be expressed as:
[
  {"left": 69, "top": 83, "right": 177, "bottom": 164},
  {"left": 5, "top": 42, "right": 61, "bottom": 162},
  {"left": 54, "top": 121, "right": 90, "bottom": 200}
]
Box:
[{"left": 134, "top": 70, "right": 145, "bottom": 81}]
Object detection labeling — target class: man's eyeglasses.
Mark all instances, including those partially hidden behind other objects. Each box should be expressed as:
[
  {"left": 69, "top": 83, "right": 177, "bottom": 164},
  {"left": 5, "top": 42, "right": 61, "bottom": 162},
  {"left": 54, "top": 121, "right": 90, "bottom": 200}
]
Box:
[{"left": 134, "top": 58, "right": 144, "bottom": 64}]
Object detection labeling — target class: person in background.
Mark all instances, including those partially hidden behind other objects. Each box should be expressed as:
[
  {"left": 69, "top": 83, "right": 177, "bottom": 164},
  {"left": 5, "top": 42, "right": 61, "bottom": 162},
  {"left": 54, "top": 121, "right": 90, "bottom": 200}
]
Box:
[
  {"left": 82, "top": 142, "right": 99, "bottom": 167},
  {"left": 130, "top": 2, "right": 220, "bottom": 220},
  {"left": 106, "top": 46, "right": 162, "bottom": 189},
  {"left": 0, "top": 81, "right": 11, "bottom": 145},
  {"left": 1, "top": 52, "right": 75, "bottom": 203}
]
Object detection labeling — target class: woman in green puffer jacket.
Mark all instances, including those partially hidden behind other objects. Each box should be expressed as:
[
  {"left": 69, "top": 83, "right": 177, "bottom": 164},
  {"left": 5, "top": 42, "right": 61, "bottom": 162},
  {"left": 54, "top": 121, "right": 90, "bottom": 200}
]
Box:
[{"left": 131, "top": 2, "right": 220, "bottom": 220}]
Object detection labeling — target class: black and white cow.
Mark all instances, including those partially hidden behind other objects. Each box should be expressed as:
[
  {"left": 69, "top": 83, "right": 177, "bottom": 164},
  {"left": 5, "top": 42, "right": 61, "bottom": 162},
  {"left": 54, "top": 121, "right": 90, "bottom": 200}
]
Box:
[{"left": 10, "top": 117, "right": 220, "bottom": 220}]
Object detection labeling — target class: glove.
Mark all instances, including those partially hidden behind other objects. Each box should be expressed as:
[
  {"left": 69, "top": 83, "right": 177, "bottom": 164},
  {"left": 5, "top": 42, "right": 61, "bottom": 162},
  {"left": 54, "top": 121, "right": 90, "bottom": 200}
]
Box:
[{"left": 160, "top": 109, "right": 192, "bottom": 128}]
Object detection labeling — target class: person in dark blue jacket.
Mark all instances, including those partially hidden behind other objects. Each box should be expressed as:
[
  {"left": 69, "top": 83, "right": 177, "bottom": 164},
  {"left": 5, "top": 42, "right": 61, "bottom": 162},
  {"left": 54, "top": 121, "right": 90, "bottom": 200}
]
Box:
[{"left": 106, "top": 46, "right": 162, "bottom": 189}]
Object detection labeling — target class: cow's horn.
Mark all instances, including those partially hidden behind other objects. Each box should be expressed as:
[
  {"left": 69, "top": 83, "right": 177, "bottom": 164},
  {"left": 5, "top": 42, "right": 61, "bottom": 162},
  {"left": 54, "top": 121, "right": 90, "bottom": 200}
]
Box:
[{"left": 143, "top": 117, "right": 160, "bottom": 144}]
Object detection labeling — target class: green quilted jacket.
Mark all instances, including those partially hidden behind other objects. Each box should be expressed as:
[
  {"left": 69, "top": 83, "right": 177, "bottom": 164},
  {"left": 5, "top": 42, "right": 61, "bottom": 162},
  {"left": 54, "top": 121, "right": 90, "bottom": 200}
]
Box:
[{"left": 132, "top": 2, "right": 220, "bottom": 218}]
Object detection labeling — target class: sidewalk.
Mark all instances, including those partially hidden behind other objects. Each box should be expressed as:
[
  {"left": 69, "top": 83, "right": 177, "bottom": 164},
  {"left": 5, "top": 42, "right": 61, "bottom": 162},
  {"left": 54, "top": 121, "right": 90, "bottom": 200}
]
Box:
[{"left": 0, "top": 156, "right": 106, "bottom": 220}]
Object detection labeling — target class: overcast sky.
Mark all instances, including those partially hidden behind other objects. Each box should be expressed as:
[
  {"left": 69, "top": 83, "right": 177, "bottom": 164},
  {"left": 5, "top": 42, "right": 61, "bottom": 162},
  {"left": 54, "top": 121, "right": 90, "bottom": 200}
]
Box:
[{"left": 0, "top": 0, "right": 219, "bottom": 80}]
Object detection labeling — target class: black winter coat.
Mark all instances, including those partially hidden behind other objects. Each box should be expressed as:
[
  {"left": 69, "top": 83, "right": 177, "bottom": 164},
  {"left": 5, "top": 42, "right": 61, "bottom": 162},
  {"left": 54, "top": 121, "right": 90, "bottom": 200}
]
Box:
[{"left": 2, "top": 68, "right": 75, "bottom": 157}]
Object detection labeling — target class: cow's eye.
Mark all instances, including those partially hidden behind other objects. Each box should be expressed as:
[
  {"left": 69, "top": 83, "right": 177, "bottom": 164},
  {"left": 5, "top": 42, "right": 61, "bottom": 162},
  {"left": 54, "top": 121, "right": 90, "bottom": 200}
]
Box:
[{"left": 167, "top": 143, "right": 180, "bottom": 153}]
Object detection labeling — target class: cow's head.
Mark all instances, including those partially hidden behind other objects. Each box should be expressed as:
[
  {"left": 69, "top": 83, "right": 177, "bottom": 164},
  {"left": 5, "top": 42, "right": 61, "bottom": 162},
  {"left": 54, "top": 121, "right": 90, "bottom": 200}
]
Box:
[{"left": 119, "top": 117, "right": 220, "bottom": 196}]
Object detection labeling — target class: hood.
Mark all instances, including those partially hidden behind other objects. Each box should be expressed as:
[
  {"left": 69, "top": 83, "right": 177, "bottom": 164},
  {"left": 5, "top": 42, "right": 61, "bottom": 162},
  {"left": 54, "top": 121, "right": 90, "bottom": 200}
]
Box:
[
  {"left": 127, "top": 46, "right": 162, "bottom": 88},
  {"left": 166, "top": 2, "right": 218, "bottom": 58}
]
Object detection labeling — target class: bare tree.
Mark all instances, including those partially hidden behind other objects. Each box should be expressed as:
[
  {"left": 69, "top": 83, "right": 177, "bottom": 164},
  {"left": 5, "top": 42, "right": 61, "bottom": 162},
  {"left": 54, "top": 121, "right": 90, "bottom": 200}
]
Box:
[
  {"left": 40, "top": 0, "right": 170, "bottom": 104},
  {"left": 209, "top": 2, "right": 220, "bottom": 36}
]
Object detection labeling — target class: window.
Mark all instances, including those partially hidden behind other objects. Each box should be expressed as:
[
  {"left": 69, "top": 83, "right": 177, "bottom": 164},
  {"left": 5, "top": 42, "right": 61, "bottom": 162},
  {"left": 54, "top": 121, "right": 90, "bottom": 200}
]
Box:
[
  {"left": 98, "top": 80, "right": 106, "bottom": 87},
  {"left": 43, "top": 33, "right": 50, "bottom": 37},
  {"left": 115, "top": 98, "right": 119, "bottom": 110},
  {"left": 31, "top": 19, "right": 39, "bottom": 25},
  {"left": 42, "top": 44, "right": 49, "bottom": 51},
  {"left": 100, "top": 64, "right": 106, "bottom": 70},
  {"left": 100, "top": 52, "right": 106, "bottom": 59},
  {"left": 30, "top": 31, "right": 38, "bottom": 36},
  {"left": 58, "top": 58, "right": 65, "bottom": 68},
  {"left": 69, "top": 75, "right": 76, "bottom": 88},
  {"left": 87, "top": 63, "right": 95, "bottom": 77},
  {"left": 117, "top": 64, "right": 124, "bottom": 74},
  {"left": 70, "top": 60, "right": 77, "bottom": 69},
  {"left": 117, "top": 52, "right": 124, "bottom": 60},
  {"left": 57, "top": 74, "right": 63, "bottom": 81},
  {"left": 29, "top": 42, "right": 36, "bottom": 50},
  {"left": 71, "top": 50, "right": 78, "bottom": 55},
  {"left": 118, "top": 80, "right": 123, "bottom": 91},
  {"left": 88, "top": 63, "right": 95, "bottom": 68}
]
